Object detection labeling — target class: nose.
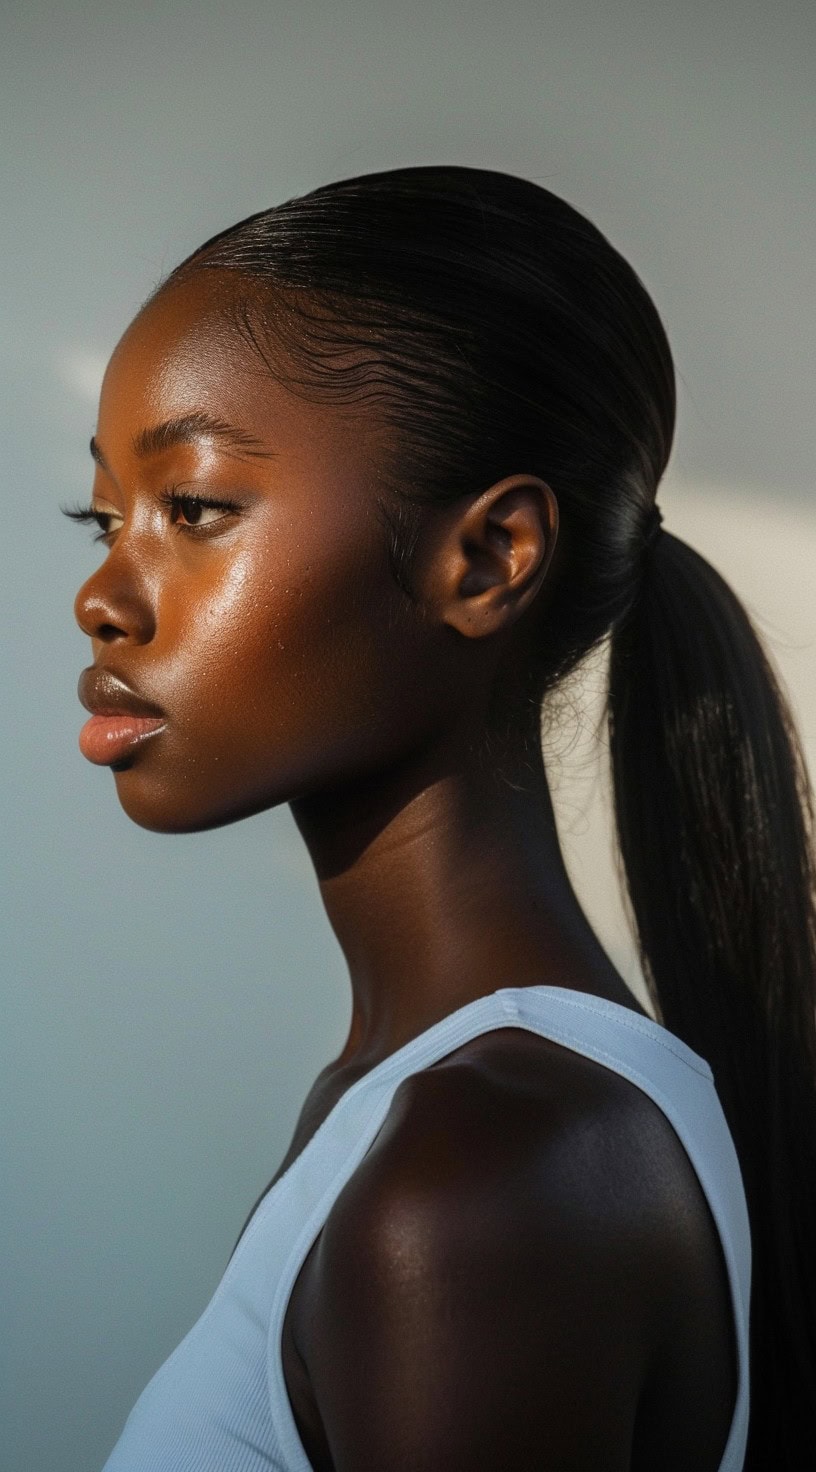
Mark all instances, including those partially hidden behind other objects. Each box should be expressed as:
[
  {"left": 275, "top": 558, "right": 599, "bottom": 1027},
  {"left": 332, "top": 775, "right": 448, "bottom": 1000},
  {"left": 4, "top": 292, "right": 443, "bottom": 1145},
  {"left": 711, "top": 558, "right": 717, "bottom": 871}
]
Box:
[{"left": 74, "top": 559, "right": 156, "bottom": 646}]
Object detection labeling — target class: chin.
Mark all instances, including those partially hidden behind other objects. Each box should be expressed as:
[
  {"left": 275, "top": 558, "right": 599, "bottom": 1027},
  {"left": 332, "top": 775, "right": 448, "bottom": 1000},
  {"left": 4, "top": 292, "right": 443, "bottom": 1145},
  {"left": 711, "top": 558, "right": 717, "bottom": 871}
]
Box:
[{"left": 110, "top": 768, "right": 286, "bottom": 835}]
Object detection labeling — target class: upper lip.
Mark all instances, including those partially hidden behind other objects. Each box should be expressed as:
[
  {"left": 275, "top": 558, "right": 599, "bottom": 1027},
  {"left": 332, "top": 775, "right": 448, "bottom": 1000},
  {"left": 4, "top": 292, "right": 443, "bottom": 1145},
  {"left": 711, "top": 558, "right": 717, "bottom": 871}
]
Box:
[{"left": 78, "top": 666, "right": 166, "bottom": 719}]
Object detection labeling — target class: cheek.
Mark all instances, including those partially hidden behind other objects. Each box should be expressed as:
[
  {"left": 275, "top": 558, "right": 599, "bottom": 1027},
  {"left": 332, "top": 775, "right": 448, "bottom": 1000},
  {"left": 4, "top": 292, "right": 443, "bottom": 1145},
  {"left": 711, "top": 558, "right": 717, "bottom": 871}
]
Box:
[{"left": 167, "top": 534, "right": 407, "bottom": 777}]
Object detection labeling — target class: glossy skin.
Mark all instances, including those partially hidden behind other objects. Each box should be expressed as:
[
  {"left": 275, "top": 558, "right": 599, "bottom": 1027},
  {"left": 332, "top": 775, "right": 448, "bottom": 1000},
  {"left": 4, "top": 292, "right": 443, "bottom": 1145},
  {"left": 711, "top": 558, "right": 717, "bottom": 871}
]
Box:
[{"left": 74, "top": 273, "right": 738, "bottom": 1469}]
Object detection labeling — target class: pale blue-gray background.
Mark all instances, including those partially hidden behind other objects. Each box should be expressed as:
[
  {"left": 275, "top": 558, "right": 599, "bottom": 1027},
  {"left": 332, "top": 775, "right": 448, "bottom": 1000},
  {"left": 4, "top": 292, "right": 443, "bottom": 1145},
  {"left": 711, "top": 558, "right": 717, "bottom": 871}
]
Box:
[{"left": 2, "top": 3, "right": 814, "bottom": 1469}]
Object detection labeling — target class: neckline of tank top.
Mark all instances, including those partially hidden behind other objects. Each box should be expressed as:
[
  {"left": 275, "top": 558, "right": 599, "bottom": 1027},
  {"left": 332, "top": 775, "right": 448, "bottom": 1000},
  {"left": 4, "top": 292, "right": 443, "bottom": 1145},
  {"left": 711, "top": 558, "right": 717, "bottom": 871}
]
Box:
[{"left": 239, "top": 985, "right": 715, "bottom": 1245}]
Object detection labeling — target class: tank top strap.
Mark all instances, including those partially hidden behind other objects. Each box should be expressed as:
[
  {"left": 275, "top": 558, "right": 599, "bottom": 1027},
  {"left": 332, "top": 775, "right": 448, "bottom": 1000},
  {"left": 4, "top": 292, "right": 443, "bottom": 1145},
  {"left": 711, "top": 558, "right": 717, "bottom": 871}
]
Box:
[{"left": 265, "top": 984, "right": 751, "bottom": 1472}]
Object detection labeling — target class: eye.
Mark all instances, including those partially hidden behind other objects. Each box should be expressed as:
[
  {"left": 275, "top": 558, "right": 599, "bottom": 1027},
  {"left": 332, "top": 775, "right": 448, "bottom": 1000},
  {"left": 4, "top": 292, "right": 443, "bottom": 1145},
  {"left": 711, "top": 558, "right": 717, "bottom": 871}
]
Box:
[
  {"left": 98, "top": 506, "right": 123, "bottom": 536},
  {"left": 156, "top": 488, "right": 241, "bottom": 532},
  {"left": 174, "top": 499, "right": 215, "bottom": 527}
]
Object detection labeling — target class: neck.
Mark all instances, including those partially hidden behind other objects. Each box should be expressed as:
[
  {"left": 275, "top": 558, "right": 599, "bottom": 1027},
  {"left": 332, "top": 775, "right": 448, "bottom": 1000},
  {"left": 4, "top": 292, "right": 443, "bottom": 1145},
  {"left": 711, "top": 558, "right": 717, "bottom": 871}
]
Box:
[{"left": 290, "top": 719, "right": 626, "bottom": 1069}]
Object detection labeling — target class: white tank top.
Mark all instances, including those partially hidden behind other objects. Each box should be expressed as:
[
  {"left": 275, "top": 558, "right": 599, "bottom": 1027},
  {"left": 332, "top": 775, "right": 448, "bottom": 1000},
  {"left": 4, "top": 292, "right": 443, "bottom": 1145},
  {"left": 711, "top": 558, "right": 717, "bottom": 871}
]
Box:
[{"left": 100, "top": 984, "right": 751, "bottom": 1471}]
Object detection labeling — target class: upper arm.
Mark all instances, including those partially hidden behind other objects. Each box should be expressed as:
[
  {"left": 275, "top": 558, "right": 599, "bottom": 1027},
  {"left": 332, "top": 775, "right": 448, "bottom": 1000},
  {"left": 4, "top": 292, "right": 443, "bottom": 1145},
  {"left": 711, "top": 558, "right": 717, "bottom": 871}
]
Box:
[{"left": 293, "top": 1064, "right": 677, "bottom": 1472}]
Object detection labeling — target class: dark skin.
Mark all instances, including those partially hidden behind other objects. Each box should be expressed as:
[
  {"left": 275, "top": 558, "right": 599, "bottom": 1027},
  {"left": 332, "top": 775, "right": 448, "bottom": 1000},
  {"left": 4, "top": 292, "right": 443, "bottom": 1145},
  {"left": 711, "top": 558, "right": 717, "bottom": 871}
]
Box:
[{"left": 74, "top": 273, "right": 738, "bottom": 1470}]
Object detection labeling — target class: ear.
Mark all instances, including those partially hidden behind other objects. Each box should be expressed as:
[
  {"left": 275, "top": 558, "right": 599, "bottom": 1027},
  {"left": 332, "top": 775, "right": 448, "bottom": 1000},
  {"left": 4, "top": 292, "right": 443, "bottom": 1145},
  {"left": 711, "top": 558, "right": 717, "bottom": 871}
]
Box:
[{"left": 432, "top": 475, "right": 559, "bottom": 640}]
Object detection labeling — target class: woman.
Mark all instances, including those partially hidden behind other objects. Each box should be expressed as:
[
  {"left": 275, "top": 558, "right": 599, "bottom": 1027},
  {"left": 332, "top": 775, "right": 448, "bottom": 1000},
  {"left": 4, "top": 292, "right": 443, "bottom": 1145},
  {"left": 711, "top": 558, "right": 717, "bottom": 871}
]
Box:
[{"left": 66, "top": 165, "right": 816, "bottom": 1471}]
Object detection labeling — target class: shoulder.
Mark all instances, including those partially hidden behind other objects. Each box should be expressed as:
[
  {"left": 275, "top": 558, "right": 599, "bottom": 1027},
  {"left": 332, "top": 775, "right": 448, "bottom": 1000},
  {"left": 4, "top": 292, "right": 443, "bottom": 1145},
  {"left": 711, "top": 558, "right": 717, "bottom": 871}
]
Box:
[
  {"left": 294, "top": 1035, "right": 703, "bottom": 1469},
  {"left": 322, "top": 1028, "right": 702, "bottom": 1246}
]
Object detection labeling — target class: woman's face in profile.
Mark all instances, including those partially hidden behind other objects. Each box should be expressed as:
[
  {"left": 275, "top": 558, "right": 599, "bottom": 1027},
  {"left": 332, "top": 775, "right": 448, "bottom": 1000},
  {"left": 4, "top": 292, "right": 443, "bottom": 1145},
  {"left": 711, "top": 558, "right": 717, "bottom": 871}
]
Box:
[{"left": 74, "top": 274, "right": 444, "bottom": 835}]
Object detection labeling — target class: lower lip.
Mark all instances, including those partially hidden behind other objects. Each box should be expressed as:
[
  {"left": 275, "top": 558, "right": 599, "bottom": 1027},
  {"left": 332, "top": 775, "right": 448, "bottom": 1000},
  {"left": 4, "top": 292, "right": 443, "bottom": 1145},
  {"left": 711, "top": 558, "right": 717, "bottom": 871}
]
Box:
[{"left": 79, "top": 714, "right": 167, "bottom": 766}]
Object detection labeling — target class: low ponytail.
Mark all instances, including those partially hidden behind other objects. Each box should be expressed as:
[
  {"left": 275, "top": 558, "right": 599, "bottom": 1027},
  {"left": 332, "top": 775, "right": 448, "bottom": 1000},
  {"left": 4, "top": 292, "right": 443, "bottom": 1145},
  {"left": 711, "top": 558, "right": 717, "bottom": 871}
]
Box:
[{"left": 607, "top": 523, "right": 816, "bottom": 1468}]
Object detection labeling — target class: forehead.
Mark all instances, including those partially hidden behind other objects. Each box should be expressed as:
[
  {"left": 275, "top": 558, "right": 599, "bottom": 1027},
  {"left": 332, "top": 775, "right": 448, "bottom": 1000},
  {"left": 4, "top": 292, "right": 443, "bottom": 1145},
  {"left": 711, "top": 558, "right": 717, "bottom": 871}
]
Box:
[{"left": 98, "top": 273, "right": 379, "bottom": 469}]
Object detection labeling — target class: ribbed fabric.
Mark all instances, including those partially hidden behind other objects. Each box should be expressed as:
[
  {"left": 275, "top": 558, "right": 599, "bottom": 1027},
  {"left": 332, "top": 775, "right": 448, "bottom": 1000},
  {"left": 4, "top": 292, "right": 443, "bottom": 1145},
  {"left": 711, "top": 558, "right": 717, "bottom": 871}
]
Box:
[{"left": 101, "top": 985, "right": 751, "bottom": 1472}]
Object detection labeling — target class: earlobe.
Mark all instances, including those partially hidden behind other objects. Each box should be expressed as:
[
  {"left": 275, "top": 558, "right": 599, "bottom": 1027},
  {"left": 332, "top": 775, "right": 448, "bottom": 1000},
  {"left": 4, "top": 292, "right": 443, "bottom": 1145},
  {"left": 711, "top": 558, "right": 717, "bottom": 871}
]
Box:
[{"left": 442, "top": 475, "right": 558, "bottom": 641}]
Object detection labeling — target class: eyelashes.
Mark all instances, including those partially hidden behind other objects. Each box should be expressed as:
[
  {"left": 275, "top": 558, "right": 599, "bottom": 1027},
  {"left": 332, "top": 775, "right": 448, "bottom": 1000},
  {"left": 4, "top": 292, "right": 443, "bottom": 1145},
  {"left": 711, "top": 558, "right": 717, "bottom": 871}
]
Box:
[
  {"left": 61, "top": 501, "right": 113, "bottom": 542},
  {"left": 61, "top": 486, "right": 244, "bottom": 543},
  {"left": 60, "top": 499, "right": 123, "bottom": 543}
]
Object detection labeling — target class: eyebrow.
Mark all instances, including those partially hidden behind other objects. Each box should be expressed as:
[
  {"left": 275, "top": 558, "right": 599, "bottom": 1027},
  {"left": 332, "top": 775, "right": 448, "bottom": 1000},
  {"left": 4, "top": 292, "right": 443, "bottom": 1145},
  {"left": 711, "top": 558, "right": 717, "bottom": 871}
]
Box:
[{"left": 89, "top": 411, "right": 278, "bottom": 471}]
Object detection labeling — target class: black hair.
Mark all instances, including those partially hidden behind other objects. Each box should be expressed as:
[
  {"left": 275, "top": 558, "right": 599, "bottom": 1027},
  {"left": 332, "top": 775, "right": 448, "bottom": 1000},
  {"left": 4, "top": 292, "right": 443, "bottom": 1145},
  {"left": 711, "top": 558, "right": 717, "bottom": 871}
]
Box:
[{"left": 160, "top": 164, "right": 815, "bottom": 1466}]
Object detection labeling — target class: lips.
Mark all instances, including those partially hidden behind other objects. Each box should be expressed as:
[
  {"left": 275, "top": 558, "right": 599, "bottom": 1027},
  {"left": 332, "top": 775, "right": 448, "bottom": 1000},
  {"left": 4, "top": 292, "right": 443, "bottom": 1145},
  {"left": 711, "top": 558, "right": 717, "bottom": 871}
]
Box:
[
  {"left": 76, "top": 666, "right": 168, "bottom": 768},
  {"left": 78, "top": 666, "right": 166, "bottom": 719}
]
